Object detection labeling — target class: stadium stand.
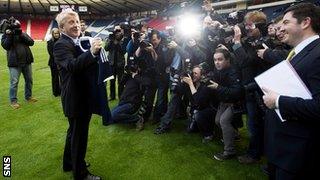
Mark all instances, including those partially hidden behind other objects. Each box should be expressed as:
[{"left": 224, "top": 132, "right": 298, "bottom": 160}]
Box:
[{"left": 31, "top": 19, "right": 50, "bottom": 40}]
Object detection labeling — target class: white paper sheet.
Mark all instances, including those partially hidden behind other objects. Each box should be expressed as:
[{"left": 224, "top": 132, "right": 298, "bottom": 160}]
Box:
[{"left": 254, "top": 60, "right": 312, "bottom": 122}]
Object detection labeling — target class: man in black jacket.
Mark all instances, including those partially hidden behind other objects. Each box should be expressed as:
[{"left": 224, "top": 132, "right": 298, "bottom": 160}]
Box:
[
  {"left": 154, "top": 65, "right": 217, "bottom": 135},
  {"left": 232, "top": 11, "right": 272, "bottom": 164},
  {"left": 111, "top": 67, "right": 147, "bottom": 131},
  {"left": 1, "top": 17, "right": 37, "bottom": 109},
  {"left": 105, "top": 29, "right": 126, "bottom": 100},
  {"left": 53, "top": 8, "right": 102, "bottom": 180},
  {"left": 210, "top": 48, "right": 242, "bottom": 161}
]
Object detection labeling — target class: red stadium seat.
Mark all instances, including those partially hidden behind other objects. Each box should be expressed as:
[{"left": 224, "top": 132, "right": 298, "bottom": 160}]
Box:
[{"left": 31, "top": 19, "right": 50, "bottom": 40}]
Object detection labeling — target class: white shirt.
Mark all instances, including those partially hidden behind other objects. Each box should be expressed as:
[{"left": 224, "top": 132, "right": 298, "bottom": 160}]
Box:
[
  {"left": 61, "top": 32, "right": 79, "bottom": 45},
  {"left": 275, "top": 35, "right": 320, "bottom": 109}
]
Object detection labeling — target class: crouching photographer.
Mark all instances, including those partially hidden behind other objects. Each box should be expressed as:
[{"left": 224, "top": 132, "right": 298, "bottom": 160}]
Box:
[
  {"left": 1, "top": 16, "right": 37, "bottom": 109},
  {"left": 111, "top": 57, "right": 147, "bottom": 131},
  {"left": 154, "top": 64, "right": 217, "bottom": 137},
  {"left": 209, "top": 48, "right": 243, "bottom": 161}
]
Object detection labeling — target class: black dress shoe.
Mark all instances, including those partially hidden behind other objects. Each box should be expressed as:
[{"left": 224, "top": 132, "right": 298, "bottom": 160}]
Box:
[
  {"left": 63, "top": 162, "right": 91, "bottom": 172},
  {"left": 84, "top": 172, "right": 102, "bottom": 180},
  {"left": 154, "top": 124, "right": 170, "bottom": 135},
  {"left": 63, "top": 166, "right": 72, "bottom": 172}
]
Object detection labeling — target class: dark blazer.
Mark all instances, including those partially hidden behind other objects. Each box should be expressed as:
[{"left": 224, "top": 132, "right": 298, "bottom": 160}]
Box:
[
  {"left": 53, "top": 34, "right": 97, "bottom": 117},
  {"left": 265, "top": 38, "right": 320, "bottom": 175}
]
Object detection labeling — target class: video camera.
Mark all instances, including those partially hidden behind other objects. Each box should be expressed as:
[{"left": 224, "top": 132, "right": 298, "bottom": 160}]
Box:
[{"left": 0, "top": 17, "right": 22, "bottom": 35}]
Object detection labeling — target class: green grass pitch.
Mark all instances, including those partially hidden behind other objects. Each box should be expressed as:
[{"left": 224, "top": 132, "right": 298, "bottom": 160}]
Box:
[{"left": 0, "top": 41, "right": 266, "bottom": 180}]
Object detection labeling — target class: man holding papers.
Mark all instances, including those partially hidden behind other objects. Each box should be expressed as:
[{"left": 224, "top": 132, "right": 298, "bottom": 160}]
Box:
[{"left": 261, "top": 3, "right": 320, "bottom": 179}]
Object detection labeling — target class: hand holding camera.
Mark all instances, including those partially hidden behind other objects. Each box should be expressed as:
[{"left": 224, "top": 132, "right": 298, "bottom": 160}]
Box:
[
  {"left": 182, "top": 74, "right": 193, "bottom": 86},
  {"left": 207, "top": 80, "right": 219, "bottom": 89},
  {"left": 202, "top": 0, "right": 214, "bottom": 12},
  {"left": 167, "top": 41, "right": 178, "bottom": 49},
  {"left": 5, "top": 29, "right": 12, "bottom": 35},
  {"left": 233, "top": 25, "right": 242, "bottom": 44},
  {"left": 257, "top": 43, "right": 269, "bottom": 59}
]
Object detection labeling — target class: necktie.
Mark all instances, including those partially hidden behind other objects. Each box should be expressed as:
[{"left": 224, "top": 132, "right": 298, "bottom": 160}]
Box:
[{"left": 286, "top": 49, "right": 296, "bottom": 61}]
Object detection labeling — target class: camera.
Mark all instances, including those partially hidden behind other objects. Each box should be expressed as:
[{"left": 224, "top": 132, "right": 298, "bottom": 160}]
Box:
[
  {"left": 170, "top": 58, "right": 193, "bottom": 92},
  {"left": 139, "top": 40, "right": 152, "bottom": 49},
  {"left": 0, "top": 17, "right": 22, "bottom": 35},
  {"left": 125, "top": 56, "right": 139, "bottom": 73}
]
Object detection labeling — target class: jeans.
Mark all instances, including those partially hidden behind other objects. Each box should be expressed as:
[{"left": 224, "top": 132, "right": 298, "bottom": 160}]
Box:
[
  {"left": 9, "top": 64, "right": 33, "bottom": 103},
  {"left": 246, "top": 100, "right": 264, "bottom": 159},
  {"left": 111, "top": 103, "right": 140, "bottom": 123},
  {"left": 153, "top": 73, "right": 169, "bottom": 120},
  {"left": 215, "top": 103, "right": 236, "bottom": 155},
  {"left": 110, "top": 66, "right": 124, "bottom": 99},
  {"left": 160, "top": 92, "right": 183, "bottom": 126}
]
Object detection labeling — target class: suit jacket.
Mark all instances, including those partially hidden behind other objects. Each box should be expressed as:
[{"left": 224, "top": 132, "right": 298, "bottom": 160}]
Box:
[
  {"left": 53, "top": 34, "right": 98, "bottom": 117},
  {"left": 265, "top": 38, "right": 320, "bottom": 175}
]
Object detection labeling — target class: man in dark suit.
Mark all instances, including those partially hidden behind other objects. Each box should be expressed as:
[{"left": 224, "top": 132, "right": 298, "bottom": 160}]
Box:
[
  {"left": 53, "top": 8, "right": 102, "bottom": 180},
  {"left": 262, "top": 3, "right": 320, "bottom": 179}
]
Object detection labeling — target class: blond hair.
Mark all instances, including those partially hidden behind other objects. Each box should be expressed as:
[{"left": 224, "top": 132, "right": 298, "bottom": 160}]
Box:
[{"left": 55, "top": 8, "right": 79, "bottom": 29}]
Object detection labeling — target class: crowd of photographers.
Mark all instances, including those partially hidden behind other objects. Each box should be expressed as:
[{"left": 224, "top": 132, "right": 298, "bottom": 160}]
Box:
[
  {"left": 105, "top": 1, "right": 293, "bottom": 166},
  {"left": 2, "top": 1, "right": 320, "bottom": 179}
]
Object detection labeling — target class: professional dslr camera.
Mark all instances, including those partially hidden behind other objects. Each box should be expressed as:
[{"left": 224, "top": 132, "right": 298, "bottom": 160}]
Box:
[
  {"left": 139, "top": 40, "right": 152, "bottom": 49},
  {"left": 125, "top": 56, "right": 139, "bottom": 74},
  {"left": 170, "top": 58, "right": 193, "bottom": 92},
  {"left": 0, "top": 17, "right": 22, "bottom": 35},
  {"left": 207, "top": 11, "right": 246, "bottom": 39}
]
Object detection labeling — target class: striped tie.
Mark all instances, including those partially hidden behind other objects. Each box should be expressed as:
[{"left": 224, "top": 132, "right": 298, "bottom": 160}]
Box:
[{"left": 286, "top": 49, "right": 296, "bottom": 61}]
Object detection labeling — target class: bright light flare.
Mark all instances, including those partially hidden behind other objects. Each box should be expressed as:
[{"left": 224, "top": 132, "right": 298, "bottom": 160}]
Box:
[{"left": 177, "top": 14, "right": 201, "bottom": 37}]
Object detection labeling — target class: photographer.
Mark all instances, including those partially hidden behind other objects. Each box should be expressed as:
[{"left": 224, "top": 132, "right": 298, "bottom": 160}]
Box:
[
  {"left": 155, "top": 65, "right": 217, "bottom": 136},
  {"left": 126, "top": 25, "right": 148, "bottom": 55},
  {"left": 149, "top": 30, "right": 172, "bottom": 123},
  {"left": 134, "top": 33, "right": 158, "bottom": 121},
  {"left": 105, "top": 28, "right": 127, "bottom": 100},
  {"left": 231, "top": 11, "right": 271, "bottom": 164},
  {"left": 257, "top": 16, "right": 290, "bottom": 64},
  {"left": 1, "top": 17, "right": 37, "bottom": 109},
  {"left": 111, "top": 58, "right": 147, "bottom": 131},
  {"left": 209, "top": 48, "right": 243, "bottom": 161}
]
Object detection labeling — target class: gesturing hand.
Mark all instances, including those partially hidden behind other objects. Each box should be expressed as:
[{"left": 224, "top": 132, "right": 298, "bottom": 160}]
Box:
[{"left": 90, "top": 37, "right": 102, "bottom": 55}]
